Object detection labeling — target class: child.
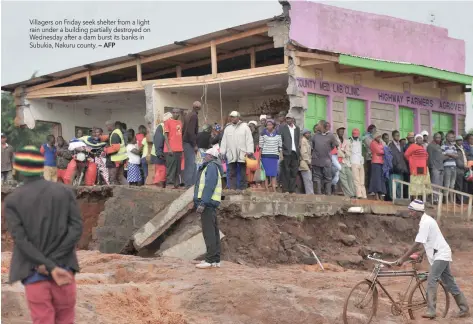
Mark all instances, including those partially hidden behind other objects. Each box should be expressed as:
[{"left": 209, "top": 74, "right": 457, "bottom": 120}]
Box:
[{"left": 126, "top": 133, "right": 142, "bottom": 186}]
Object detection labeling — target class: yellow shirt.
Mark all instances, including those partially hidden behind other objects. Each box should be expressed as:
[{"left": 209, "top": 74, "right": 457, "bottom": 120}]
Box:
[{"left": 141, "top": 137, "right": 149, "bottom": 158}]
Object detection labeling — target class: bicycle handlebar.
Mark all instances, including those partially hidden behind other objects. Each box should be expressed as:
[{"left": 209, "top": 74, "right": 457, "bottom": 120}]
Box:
[{"left": 367, "top": 254, "right": 396, "bottom": 266}]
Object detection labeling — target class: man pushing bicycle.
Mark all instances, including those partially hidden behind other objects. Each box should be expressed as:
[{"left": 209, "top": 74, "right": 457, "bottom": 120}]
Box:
[{"left": 395, "top": 199, "right": 470, "bottom": 319}]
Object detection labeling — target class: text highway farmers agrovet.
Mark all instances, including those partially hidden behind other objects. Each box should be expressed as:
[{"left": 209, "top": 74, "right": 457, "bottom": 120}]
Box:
[{"left": 29, "top": 18, "right": 150, "bottom": 49}]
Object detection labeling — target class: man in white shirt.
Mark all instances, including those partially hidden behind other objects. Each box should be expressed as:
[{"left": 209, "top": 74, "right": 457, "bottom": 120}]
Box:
[{"left": 395, "top": 200, "right": 470, "bottom": 319}]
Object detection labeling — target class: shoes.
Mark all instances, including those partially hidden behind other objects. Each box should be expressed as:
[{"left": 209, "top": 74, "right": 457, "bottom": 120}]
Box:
[
  {"left": 422, "top": 287, "right": 437, "bottom": 319},
  {"left": 195, "top": 261, "right": 221, "bottom": 269}
]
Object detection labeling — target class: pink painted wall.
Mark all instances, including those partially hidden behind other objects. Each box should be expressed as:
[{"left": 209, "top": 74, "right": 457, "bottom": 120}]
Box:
[{"left": 289, "top": 1, "right": 466, "bottom": 73}]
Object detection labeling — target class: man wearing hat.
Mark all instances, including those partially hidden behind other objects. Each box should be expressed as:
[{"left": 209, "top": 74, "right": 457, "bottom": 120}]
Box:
[
  {"left": 395, "top": 200, "right": 469, "bottom": 318},
  {"left": 279, "top": 112, "right": 301, "bottom": 193},
  {"left": 405, "top": 132, "right": 415, "bottom": 151},
  {"left": 349, "top": 128, "right": 367, "bottom": 199},
  {"left": 5, "top": 145, "right": 83, "bottom": 323},
  {"left": 194, "top": 145, "right": 224, "bottom": 269},
  {"left": 336, "top": 127, "right": 356, "bottom": 198},
  {"left": 220, "top": 111, "right": 254, "bottom": 190},
  {"left": 1, "top": 133, "right": 14, "bottom": 183}
]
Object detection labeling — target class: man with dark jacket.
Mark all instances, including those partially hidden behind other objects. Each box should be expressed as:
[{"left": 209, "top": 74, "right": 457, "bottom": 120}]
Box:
[
  {"left": 5, "top": 145, "right": 83, "bottom": 324},
  {"left": 279, "top": 112, "right": 300, "bottom": 193},
  {"left": 389, "top": 130, "right": 409, "bottom": 199},
  {"left": 311, "top": 120, "right": 337, "bottom": 195},
  {"left": 194, "top": 146, "right": 223, "bottom": 269},
  {"left": 183, "top": 101, "right": 202, "bottom": 187}
]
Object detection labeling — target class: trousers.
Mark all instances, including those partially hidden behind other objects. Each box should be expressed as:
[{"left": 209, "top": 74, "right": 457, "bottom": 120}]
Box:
[
  {"left": 427, "top": 260, "right": 461, "bottom": 297},
  {"left": 282, "top": 152, "right": 299, "bottom": 193},
  {"left": 339, "top": 165, "right": 355, "bottom": 198},
  {"left": 183, "top": 142, "right": 196, "bottom": 187},
  {"left": 300, "top": 170, "right": 314, "bottom": 194},
  {"left": 228, "top": 162, "right": 247, "bottom": 190},
  {"left": 351, "top": 164, "right": 367, "bottom": 198},
  {"left": 200, "top": 206, "right": 221, "bottom": 263},
  {"left": 25, "top": 279, "right": 76, "bottom": 324}
]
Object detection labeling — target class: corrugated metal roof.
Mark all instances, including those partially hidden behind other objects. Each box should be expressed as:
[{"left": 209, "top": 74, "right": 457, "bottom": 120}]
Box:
[{"left": 2, "top": 17, "right": 276, "bottom": 92}]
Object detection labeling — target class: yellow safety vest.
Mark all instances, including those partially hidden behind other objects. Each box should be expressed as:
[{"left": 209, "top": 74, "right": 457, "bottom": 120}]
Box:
[
  {"left": 110, "top": 129, "right": 127, "bottom": 162},
  {"left": 151, "top": 123, "right": 164, "bottom": 157},
  {"left": 197, "top": 163, "right": 222, "bottom": 203}
]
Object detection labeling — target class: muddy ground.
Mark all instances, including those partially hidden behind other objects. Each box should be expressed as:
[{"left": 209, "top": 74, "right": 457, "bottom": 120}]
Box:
[{"left": 2, "top": 210, "right": 473, "bottom": 324}]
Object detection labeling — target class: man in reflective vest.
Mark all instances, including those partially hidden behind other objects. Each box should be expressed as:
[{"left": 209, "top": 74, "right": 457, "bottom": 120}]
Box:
[
  {"left": 194, "top": 145, "right": 223, "bottom": 269},
  {"left": 103, "top": 120, "right": 128, "bottom": 185}
]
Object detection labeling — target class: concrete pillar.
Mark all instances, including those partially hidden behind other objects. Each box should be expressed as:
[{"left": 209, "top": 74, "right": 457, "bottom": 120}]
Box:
[{"left": 144, "top": 84, "right": 158, "bottom": 136}]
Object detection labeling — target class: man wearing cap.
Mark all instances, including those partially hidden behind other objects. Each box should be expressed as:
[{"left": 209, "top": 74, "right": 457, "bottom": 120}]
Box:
[
  {"left": 421, "top": 130, "right": 429, "bottom": 149},
  {"left": 311, "top": 120, "right": 337, "bottom": 195},
  {"left": 349, "top": 128, "right": 367, "bottom": 199},
  {"left": 5, "top": 145, "right": 83, "bottom": 324},
  {"left": 103, "top": 120, "right": 128, "bottom": 185},
  {"left": 337, "top": 127, "right": 356, "bottom": 198},
  {"left": 299, "top": 129, "right": 313, "bottom": 194},
  {"left": 182, "top": 101, "right": 202, "bottom": 187},
  {"left": 279, "top": 112, "right": 301, "bottom": 193},
  {"left": 1, "top": 133, "right": 14, "bottom": 183},
  {"left": 220, "top": 111, "right": 254, "bottom": 190},
  {"left": 395, "top": 200, "right": 469, "bottom": 319},
  {"left": 194, "top": 145, "right": 224, "bottom": 269},
  {"left": 258, "top": 115, "right": 267, "bottom": 135},
  {"left": 405, "top": 132, "right": 415, "bottom": 151}
]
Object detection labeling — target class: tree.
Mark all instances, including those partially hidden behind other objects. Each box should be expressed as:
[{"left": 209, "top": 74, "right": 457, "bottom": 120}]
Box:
[{"left": 1, "top": 92, "right": 52, "bottom": 149}]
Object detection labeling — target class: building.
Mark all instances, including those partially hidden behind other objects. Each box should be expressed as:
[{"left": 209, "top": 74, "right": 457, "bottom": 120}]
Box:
[{"left": 2, "top": 1, "right": 472, "bottom": 140}]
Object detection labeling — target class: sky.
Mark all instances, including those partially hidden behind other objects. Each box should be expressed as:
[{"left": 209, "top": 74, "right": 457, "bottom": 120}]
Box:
[{"left": 1, "top": 0, "right": 472, "bottom": 126}]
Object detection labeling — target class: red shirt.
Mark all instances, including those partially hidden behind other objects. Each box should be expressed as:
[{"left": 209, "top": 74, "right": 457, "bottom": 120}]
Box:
[
  {"left": 164, "top": 119, "right": 183, "bottom": 152},
  {"left": 136, "top": 134, "right": 145, "bottom": 149},
  {"left": 404, "top": 144, "right": 429, "bottom": 175},
  {"left": 370, "top": 140, "right": 384, "bottom": 164}
]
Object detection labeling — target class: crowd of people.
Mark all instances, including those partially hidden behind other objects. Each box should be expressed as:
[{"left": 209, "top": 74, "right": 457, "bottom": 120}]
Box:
[{"left": 2, "top": 101, "right": 473, "bottom": 203}]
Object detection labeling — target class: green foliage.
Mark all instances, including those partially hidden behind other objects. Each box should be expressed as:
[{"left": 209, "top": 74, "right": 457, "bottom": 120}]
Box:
[{"left": 1, "top": 92, "right": 53, "bottom": 150}]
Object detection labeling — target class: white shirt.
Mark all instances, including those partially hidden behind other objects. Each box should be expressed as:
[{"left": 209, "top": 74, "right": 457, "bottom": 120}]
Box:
[
  {"left": 415, "top": 213, "right": 452, "bottom": 265},
  {"left": 350, "top": 138, "right": 364, "bottom": 165},
  {"left": 126, "top": 144, "right": 141, "bottom": 165},
  {"left": 288, "top": 124, "right": 296, "bottom": 152}
]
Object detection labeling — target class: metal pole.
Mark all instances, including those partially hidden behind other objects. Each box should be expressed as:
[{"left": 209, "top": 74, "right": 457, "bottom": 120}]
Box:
[
  {"left": 437, "top": 192, "right": 443, "bottom": 221},
  {"left": 468, "top": 196, "right": 472, "bottom": 222}
]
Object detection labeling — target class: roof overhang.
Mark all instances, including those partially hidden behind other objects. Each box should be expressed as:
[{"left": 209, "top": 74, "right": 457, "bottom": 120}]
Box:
[{"left": 339, "top": 54, "right": 473, "bottom": 86}]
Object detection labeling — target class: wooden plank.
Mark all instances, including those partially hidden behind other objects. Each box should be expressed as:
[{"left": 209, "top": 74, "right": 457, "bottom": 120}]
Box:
[
  {"left": 294, "top": 51, "right": 339, "bottom": 62},
  {"left": 86, "top": 72, "right": 92, "bottom": 89},
  {"left": 374, "top": 71, "right": 409, "bottom": 79},
  {"left": 141, "top": 43, "right": 274, "bottom": 80},
  {"left": 136, "top": 58, "right": 142, "bottom": 82},
  {"left": 413, "top": 76, "right": 433, "bottom": 84},
  {"left": 154, "top": 64, "right": 287, "bottom": 88},
  {"left": 211, "top": 40, "right": 217, "bottom": 77},
  {"left": 249, "top": 47, "right": 256, "bottom": 68},
  {"left": 300, "top": 58, "right": 333, "bottom": 67},
  {"left": 176, "top": 66, "right": 182, "bottom": 78},
  {"left": 27, "top": 72, "right": 89, "bottom": 93},
  {"left": 26, "top": 81, "right": 147, "bottom": 98},
  {"left": 335, "top": 64, "right": 368, "bottom": 73},
  {"left": 214, "top": 26, "right": 269, "bottom": 45}
]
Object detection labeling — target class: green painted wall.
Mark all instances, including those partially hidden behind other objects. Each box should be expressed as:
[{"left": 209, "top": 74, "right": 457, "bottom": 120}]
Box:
[
  {"left": 305, "top": 94, "right": 327, "bottom": 131},
  {"left": 347, "top": 98, "right": 365, "bottom": 137},
  {"left": 432, "top": 112, "right": 453, "bottom": 135},
  {"left": 399, "top": 107, "right": 415, "bottom": 138}
]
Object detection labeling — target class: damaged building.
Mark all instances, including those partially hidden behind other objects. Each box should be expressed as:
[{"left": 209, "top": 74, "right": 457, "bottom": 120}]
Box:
[{"left": 2, "top": 1, "right": 472, "bottom": 141}]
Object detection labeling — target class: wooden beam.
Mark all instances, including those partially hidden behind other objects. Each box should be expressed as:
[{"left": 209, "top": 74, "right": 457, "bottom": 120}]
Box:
[
  {"left": 249, "top": 47, "right": 256, "bottom": 69},
  {"left": 26, "top": 26, "right": 269, "bottom": 93},
  {"left": 27, "top": 72, "right": 89, "bottom": 93},
  {"left": 211, "top": 40, "right": 217, "bottom": 77},
  {"left": 439, "top": 82, "right": 461, "bottom": 88},
  {"left": 225, "top": 27, "right": 272, "bottom": 43},
  {"left": 26, "top": 81, "right": 148, "bottom": 99},
  {"left": 413, "top": 76, "right": 434, "bottom": 84},
  {"left": 176, "top": 66, "right": 182, "bottom": 78},
  {"left": 141, "top": 43, "right": 273, "bottom": 81},
  {"left": 374, "top": 71, "right": 409, "bottom": 79},
  {"left": 86, "top": 72, "right": 92, "bottom": 89},
  {"left": 136, "top": 58, "right": 142, "bottom": 82},
  {"left": 335, "top": 64, "right": 368, "bottom": 73},
  {"left": 294, "top": 51, "right": 339, "bottom": 62},
  {"left": 154, "top": 64, "right": 287, "bottom": 88},
  {"left": 301, "top": 58, "right": 334, "bottom": 67}
]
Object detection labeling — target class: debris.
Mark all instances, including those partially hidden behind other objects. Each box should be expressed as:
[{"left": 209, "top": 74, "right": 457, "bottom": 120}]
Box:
[
  {"left": 157, "top": 230, "right": 225, "bottom": 260},
  {"left": 347, "top": 206, "right": 364, "bottom": 213},
  {"left": 339, "top": 234, "right": 357, "bottom": 246}
]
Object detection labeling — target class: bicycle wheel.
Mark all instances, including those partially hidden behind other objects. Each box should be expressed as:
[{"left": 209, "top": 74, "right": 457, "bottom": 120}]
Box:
[
  {"left": 407, "top": 278, "right": 450, "bottom": 319},
  {"left": 343, "top": 280, "right": 378, "bottom": 324}
]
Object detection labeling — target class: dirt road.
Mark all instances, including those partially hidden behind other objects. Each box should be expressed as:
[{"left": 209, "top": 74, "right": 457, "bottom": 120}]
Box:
[{"left": 2, "top": 249, "right": 473, "bottom": 324}]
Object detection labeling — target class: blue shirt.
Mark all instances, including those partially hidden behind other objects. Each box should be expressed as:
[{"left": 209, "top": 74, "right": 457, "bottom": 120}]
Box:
[
  {"left": 441, "top": 143, "right": 457, "bottom": 167},
  {"left": 42, "top": 144, "right": 57, "bottom": 167}
]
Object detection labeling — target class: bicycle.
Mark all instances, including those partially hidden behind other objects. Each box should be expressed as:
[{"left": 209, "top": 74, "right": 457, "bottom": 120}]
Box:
[{"left": 342, "top": 253, "right": 450, "bottom": 324}]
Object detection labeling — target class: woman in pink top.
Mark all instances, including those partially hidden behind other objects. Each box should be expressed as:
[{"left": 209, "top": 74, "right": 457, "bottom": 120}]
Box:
[{"left": 368, "top": 132, "right": 386, "bottom": 200}]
